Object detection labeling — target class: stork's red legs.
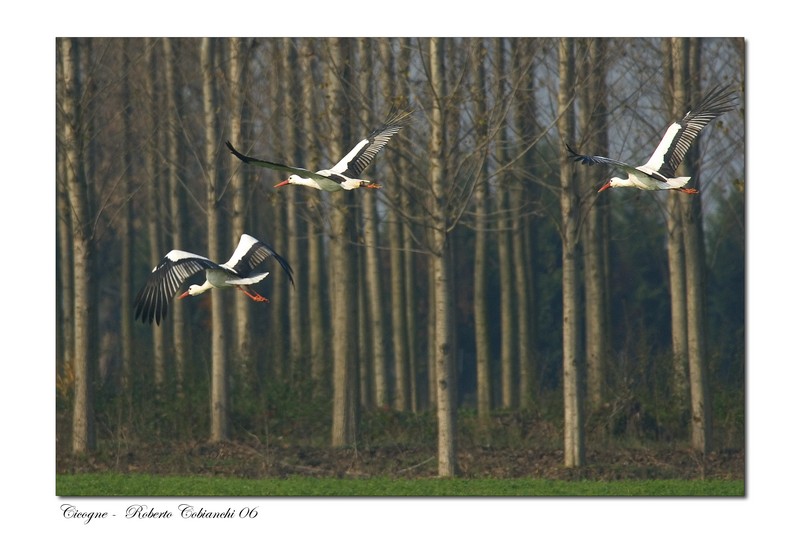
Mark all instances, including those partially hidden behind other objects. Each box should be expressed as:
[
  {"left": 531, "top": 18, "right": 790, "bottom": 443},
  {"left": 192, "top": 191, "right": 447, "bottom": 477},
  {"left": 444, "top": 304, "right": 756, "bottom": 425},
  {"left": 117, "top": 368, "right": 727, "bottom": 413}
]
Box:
[
  {"left": 237, "top": 286, "right": 269, "bottom": 302},
  {"left": 679, "top": 187, "right": 699, "bottom": 194}
]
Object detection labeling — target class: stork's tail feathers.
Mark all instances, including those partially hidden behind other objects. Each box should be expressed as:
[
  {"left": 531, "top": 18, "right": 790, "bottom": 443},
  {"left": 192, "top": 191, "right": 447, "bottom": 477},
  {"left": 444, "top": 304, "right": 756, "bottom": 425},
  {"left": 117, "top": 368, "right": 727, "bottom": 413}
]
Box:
[{"left": 666, "top": 176, "right": 692, "bottom": 189}]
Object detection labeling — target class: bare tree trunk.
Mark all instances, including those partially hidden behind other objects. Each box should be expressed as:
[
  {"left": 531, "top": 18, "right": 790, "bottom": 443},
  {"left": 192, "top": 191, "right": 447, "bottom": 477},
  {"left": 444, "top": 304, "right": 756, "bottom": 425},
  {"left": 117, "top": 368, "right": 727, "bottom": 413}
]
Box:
[
  {"left": 144, "top": 39, "right": 167, "bottom": 396},
  {"left": 278, "top": 38, "right": 305, "bottom": 383},
  {"left": 202, "top": 38, "right": 229, "bottom": 443},
  {"left": 470, "top": 39, "right": 491, "bottom": 423},
  {"left": 379, "top": 38, "right": 411, "bottom": 412},
  {"left": 558, "top": 37, "right": 584, "bottom": 468},
  {"left": 398, "top": 40, "right": 418, "bottom": 411},
  {"left": 297, "top": 39, "right": 328, "bottom": 396},
  {"left": 61, "top": 37, "right": 95, "bottom": 454},
  {"left": 118, "top": 39, "right": 134, "bottom": 408},
  {"left": 328, "top": 38, "right": 358, "bottom": 447},
  {"left": 494, "top": 38, "right": 516, "bottom": 410},
  {"left": 163, "top": 38, "right": 188, "bottom": 402},
  {"left": 664, "top": 39, "right": 691, "bottom": 411},
  {"left": 57, "top": 176, "right": 74, "bottom": 375},
  {"left": 580, "top": 38, "right": 610, "bottom": 412},
  {"left": 228, "top": 37, "right": 255, "bottom": 388},
  {"left": 681, "top": 38, "right": 713, "bottom": 453},
  {"left": 513, "top": 38, "right": 536, "bottom": 410},
  {"left": 358, "top": 38, "right": 389, "bottom": 408},
  {"left": 429, "top": 37, "right": 457, "bottom": 476}
]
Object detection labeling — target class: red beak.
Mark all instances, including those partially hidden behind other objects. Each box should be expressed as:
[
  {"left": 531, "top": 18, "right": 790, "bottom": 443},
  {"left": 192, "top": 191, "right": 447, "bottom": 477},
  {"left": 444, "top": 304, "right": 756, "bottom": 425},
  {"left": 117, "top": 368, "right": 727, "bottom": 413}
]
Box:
[
  {"left": 598, "top": 182, "right": 612, "bottom": 193},
  {"left": 178, "top": 290, "right": 190, "bottom": 299},
  {"left": 274, "top": 179, "right": 290, "bottom": 188}
]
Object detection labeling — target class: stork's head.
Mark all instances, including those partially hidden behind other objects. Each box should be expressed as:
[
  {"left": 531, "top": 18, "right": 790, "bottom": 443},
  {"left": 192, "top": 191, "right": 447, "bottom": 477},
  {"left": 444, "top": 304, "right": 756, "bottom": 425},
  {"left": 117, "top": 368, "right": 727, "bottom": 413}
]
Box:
[
  {"left": 598, "top": 177, "right": 626, "bottom": 192},
  {"left": 274, "top": 175, "right": 298, "bottom": 188},
  {"left": 274, "top": 174, "right": 324, "bottom": 190},
  {"left": 179, "top": 284, "right": 208, "bottom": 299}
]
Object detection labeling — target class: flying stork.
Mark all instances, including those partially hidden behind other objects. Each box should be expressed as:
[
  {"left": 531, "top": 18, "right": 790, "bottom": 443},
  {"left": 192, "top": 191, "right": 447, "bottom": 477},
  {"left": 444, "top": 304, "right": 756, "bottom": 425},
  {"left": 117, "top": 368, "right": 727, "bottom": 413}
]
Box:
[
  {"left": 226, "top": 107, "right": 413, "bottom": 191},
  {"left": 567, "top": 84, "right": 738, "bottom": 193},
  {"left": 134, "top": 233, "right": 294, "bottom": 325}
]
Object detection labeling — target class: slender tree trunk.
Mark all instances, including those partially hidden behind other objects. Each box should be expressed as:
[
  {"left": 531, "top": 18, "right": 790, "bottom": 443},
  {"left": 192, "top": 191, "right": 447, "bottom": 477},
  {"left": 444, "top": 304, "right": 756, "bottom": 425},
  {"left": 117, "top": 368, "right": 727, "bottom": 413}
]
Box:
[
  {"left": 494, "top": 38, "right": 516, "bottom": 410},
  {"left": 278, "top": 38, "right": 304, "bottom": 383},
  {"left": 163, "top": 38, "right": 188, "bottom": 402},
  {"left": 61, "top": 37, "right": 95, "bottom": 454},
  {"left": 513, "top": 38, "right": 536, "bottom": 410},
  {"left": 358, "top": 38, "right": 389, "bottom": 408},
  {"left": 202, "top": 38, "right": 228, "bottom": 443},
  {"left": 228, "top": 37, "right": 255, "bottom": 389},
  {"left": 57, "top": 175, "right": 74, "bottom": 375},
  {"left": 328, "top": 38, "right": 358, "bottom": 447},
  {"left": 298, "top": 39, "right": 328, "bottom": 396},
  {"left": 119, "top": 39, "right": 134, "bottom": 410},
  {"left": 144, "top": 39, "right": 167, "bottom": 396},
  {"left": 580, "top": 38, "right": 610, "bottom": 412},
  {"left": 429, "top": 37, "right": 457, "bottom": 476},
  {"left": 664, "top": 39, "right": 691, "bottom": 412},
  {"left": 379, "top": 38, "right": 411, "bottom": 412},
  {"left": 558, "top": 37, "right": 584, "bottom": 468},
  {"left": 681, "top": 37, "right": 713, "bottom": 453},
  {"left": 471, "top": 38, "right": 492, "bottom": 423}
]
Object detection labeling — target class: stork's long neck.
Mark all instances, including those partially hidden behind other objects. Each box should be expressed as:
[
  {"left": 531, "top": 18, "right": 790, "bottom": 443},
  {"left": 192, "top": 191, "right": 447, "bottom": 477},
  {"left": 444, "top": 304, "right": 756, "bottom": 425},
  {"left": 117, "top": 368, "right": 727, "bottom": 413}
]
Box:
[
  {"left": 192, "top": 279, "right": 215, "bottom": 295},
  {"left": 295, "top": 174, "right": 323, "bottom": 190},
  {"left": 613, "top": 177, "right": 637, "bottom": 188}
]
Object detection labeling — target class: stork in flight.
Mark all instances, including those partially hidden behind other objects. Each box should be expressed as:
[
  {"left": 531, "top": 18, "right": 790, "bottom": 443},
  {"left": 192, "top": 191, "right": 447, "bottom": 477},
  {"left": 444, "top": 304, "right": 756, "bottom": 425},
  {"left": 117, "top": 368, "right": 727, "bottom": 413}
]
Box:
[
  {"left": 134, "top": 233, "right": 294, "bottom": 325},
  {"left": 567, "top": 85, "right": 738, "bottom": 194},
  {"left": 226, "top": 107, "right": 413, "bottom": 191}
]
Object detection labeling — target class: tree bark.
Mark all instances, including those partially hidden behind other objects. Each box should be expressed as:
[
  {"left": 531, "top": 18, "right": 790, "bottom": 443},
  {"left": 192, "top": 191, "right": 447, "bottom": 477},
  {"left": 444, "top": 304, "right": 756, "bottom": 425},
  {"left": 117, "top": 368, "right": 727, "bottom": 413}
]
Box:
[
  {"left": 118, "top": 39, "right": 134, "bottom": 408},
  {"left": 328, "top": 38, "right": 358, "bottom": 447},
  {"left": 358, "top": 38, "right": 389, "bottom": 408},
  {"left": 495, "top": 38, "right": 517, "bottom": 410},
  {"left": 580, "top": 38, "right": 610, "bottom": 412},
  {"left": 558, "top": 37, "right": 584, "bottom": 468},
  {"left": 163, "top": 38, "right": 188, "bottom": 402},
  {"left": 471, "top": 39, "right": 492, "bottom": 423},
  {"left": 664, "top": 38, "right": 691, "bottom": 411},
  {"left": 680, "top": 37, "right": 713, "bottom": 453},
  {"left": 61, "top": 37, "right": 95, "bottom": 454},
  {"left": 202, "top": 38, "right": 229, "bottom": 443},
  {"left": 299, "top": 39, "right": 328, "bottom": 397},
  {"left": 144, "top": 38, "right": 167, "bottom": 395},
  {"left": 513, "top": 38, "right": 536, "bottom": 410},
  {"left": 379, "top": 38, "right": 411, "bottom": 412},
  {"left": 228, "top": 37, "right": 255, "bottom": 388},
  {"left": 429, "top": 37, "right": 457, "bottom": 476}
]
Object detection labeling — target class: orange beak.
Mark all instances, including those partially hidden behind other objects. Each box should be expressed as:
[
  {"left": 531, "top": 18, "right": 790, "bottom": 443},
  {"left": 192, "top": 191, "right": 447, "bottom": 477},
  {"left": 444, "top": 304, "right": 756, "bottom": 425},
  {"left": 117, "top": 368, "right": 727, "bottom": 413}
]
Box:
[
  {"left": 179, "top": 290, "right": 190, "bottom": 299},
  {"left": 598, "top": 182, "right": 612, "bottom": 193},
  {"left": 364, "top": 183, "right": 381, "bottom": 189},
  {"left": 274, "top": 179, "right": 290, "bottom": 188}
]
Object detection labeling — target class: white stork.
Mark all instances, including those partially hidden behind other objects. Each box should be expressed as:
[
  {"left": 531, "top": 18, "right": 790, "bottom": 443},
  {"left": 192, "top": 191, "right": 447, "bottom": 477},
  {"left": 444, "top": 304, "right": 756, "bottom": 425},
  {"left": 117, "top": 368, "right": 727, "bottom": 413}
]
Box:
[
  {"left": 226, "top": 107, "right": 413, "bottom": 191},
  {"left": 134, "top": 233, "right": 294, "bottom": 325},
  {"left": 567, "top": 85, "right": 737, "bottom": 194}
]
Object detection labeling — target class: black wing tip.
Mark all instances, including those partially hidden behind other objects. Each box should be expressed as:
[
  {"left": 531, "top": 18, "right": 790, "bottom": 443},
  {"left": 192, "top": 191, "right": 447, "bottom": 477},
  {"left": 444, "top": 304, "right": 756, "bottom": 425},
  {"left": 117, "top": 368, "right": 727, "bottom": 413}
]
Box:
[
  {"left": 565, "top": 143, "right": 591, "bottom": 164},
  {"left": 690, "top": 83, "right": 739, "bottom": 116},
  {"left": 225, "top": 140, "right": 251, "bottom": 164},
  {"left": 382, "top": 105, "right": 415, "bottom": 130}
]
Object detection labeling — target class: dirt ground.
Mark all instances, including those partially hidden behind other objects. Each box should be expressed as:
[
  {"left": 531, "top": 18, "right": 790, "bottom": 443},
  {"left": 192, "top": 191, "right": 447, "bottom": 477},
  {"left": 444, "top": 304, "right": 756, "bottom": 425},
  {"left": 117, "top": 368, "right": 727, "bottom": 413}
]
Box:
[{"left": 57, "top": 440, "right": 744, "bottom": 481}]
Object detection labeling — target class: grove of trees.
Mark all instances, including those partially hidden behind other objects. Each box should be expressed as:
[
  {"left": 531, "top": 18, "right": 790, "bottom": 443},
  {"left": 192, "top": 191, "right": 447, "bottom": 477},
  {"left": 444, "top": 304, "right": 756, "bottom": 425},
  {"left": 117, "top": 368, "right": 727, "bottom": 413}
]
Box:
[{"left": 56, "top": 37, "right": 744, "bottom": 476}]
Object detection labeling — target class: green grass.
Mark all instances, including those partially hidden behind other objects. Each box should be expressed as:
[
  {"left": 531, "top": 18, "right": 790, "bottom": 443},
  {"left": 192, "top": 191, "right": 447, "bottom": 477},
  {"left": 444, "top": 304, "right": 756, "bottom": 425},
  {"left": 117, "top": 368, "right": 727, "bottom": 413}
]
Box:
[{"left": 57, "top": 473, "right": 743, "bottom": 496}]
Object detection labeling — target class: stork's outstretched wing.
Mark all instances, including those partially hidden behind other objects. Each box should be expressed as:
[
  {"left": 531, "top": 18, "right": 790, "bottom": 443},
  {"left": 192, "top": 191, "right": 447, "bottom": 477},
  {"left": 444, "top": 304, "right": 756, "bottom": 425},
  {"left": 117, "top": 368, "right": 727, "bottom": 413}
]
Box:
[
  {"left": 643, "top": 84, "right": 738, "bottom": 176},
  {"left": 225, "top": 141, "right": 335, "bottom": 183},
  {"left": 134, "top": 251, "right": 218, "bottom": 325}
]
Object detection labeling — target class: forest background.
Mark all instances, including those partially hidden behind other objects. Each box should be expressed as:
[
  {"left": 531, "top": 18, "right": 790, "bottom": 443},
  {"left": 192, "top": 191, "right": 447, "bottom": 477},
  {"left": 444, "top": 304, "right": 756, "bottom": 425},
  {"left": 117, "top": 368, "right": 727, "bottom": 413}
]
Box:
[{"left": 54, "top": 36, "right": 746, "bottom": 480}]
